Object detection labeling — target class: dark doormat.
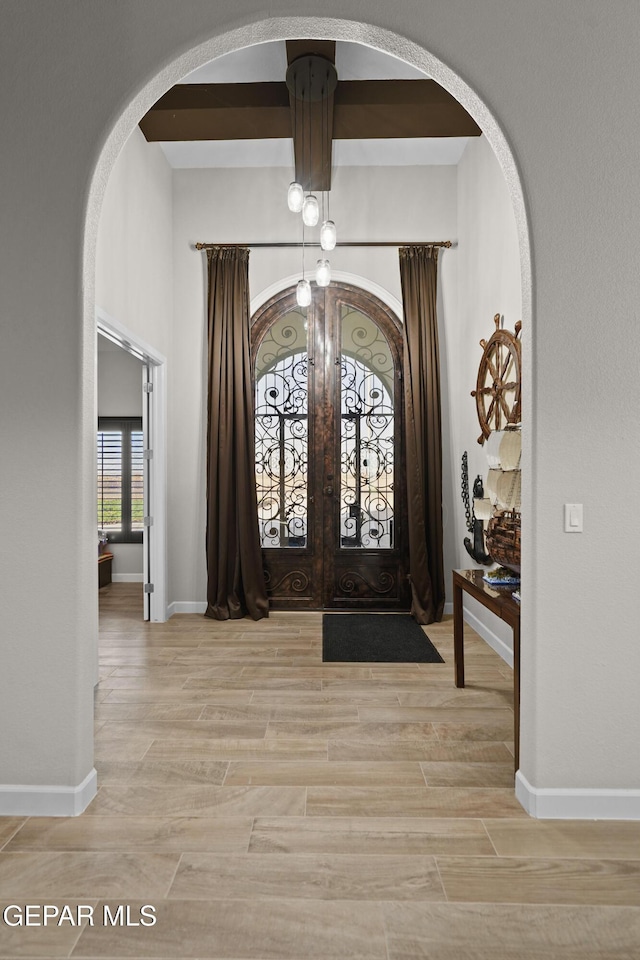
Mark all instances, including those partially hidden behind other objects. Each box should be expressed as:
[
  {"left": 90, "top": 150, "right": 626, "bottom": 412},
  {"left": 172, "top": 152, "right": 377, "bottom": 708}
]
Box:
[{"left": 322, "top": 613, "right": 444, "bottom": 663}]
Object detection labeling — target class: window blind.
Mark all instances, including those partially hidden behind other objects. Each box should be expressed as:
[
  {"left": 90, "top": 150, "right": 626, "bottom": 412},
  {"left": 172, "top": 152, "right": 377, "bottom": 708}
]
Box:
[{"left": 97, "top": 418, "right": 144, "bottom": 543}]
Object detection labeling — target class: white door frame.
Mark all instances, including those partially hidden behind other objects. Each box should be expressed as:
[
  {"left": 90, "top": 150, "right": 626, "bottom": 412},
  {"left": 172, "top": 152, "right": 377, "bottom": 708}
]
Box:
[{"left": 96, "top": 308, "right": 168, "bottom": 622}]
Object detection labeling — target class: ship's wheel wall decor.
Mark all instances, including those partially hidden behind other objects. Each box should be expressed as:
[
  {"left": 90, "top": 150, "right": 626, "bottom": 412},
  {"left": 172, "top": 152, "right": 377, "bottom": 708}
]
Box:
[{"left": 471, "top": 313, "right": 522, "bottom": 445}]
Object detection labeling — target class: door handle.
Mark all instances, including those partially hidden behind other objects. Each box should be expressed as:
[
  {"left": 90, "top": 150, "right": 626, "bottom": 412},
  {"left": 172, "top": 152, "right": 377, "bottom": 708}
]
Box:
[{"left": 324, "top": 485, "right": 334, "bottom": 496}]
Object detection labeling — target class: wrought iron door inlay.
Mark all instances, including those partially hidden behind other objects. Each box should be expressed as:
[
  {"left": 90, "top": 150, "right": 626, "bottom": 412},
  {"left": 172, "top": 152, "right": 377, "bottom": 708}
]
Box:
[
  {"left": 340, "top": 309, "right": 395, "bottom": 549},
  {"left": 255, "top": 311, "right": 309, "bottom": 548}
]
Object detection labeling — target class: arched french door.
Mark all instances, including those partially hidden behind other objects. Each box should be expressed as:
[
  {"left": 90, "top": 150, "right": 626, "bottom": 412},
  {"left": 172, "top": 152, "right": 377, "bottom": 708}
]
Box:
[{"left": 251, "top": 282, "right": 410, "bottom": 610}]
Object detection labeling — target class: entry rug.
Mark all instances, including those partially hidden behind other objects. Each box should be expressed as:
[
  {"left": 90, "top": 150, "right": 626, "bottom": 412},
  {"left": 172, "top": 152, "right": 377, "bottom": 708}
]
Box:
[{"left": 322, "top": 613, "right": 444, "bottom": 663}]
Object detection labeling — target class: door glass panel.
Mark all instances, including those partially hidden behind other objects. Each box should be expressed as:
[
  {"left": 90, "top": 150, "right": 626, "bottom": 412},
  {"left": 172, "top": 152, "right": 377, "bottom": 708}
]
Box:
[
  {"left": 255, "top": 309, "right": 309, "bottom": 548},
  {"left": 340, "top": 306, "right": 395, "bottom": 549}
]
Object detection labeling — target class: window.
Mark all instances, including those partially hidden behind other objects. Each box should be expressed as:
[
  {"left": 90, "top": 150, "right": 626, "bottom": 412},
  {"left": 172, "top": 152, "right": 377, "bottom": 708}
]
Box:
[{"left": 97, "top": 417, "right": 144, "bottom": 543}]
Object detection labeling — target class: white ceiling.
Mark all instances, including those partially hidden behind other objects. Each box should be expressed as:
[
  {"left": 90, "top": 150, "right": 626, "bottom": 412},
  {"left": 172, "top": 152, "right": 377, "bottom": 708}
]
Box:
[
  {"left": 158, "top": 40, "right": 470, "bottom": 169},
  {"left": 181, "top": 40, "right": 426, "bottom": 84}
]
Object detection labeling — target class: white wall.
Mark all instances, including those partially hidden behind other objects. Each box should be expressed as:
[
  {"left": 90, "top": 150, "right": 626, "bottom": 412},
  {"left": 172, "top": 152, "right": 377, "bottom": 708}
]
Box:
[
  {"left": 98, "top": 344, "right": 144, "bottom": 418},
  {"left": 171, "top": 164, "right": 458, "bottom": 605},
  {"left": 96, "top": 127, "right": 173, "bottom": 360},
  {"left": 2, "top": 1, "right": 640, "bottom": 817},
  {"left": 97, "top": 340, "right": 145, "bottom": 579},
  {"left": 451, "top": 134, "right": 522, "bottom": 656}
]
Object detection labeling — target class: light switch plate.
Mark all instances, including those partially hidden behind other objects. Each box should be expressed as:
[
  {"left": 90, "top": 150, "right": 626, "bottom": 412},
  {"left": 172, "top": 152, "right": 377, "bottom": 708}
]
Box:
[{"left": 564, "top": 503, "right": 583, "bottom": 532}]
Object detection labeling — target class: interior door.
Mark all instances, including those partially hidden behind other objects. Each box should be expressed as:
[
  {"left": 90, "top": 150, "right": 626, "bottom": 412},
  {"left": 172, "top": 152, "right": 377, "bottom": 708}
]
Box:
[
  {"left": 252, "top": 282, "right": 410, "bottom": 611},
  {"left": 142, "top": 362, "right": 152, "bottom": 621}
]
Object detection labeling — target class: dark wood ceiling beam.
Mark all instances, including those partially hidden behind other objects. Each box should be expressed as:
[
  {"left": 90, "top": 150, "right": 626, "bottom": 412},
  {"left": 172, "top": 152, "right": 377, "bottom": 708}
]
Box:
[
  {"left": 138, "top": 83, "right": 291, "bottom": 141},
  {"left": 139, "top": 79, "right": 481, "bottom": 143},
  {"left": 333, "top": 80, "right": 482, "bottom": 138}
]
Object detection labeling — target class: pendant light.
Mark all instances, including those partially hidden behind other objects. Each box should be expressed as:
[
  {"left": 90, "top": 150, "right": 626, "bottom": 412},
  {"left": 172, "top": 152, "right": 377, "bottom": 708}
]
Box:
[
  {"left": 315, "top": 258, "right": 331, "bottom": 287},
  {"left": 287, "top": 182, "right": 304, "bottom": 213},
  {"left": 320, "top": 217, "right": 336, "bottom": 251},
  {"left": 296, "top": 278, "right": 312, "bottom": 306},
  {"left": 302, "top": 194, "right": 319, "bottom": 226}
]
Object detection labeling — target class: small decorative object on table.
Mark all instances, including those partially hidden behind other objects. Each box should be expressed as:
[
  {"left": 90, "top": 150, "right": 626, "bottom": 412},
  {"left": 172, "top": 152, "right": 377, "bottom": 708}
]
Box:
[{"left": 482, "top": 565, "right": 520, "bottom": 586}]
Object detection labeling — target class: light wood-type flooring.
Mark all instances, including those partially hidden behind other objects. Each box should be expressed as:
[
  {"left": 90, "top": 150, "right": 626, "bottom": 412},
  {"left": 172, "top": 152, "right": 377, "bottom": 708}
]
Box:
[{"left": 2, "top": 582, "right": 640, "bottom": 958}]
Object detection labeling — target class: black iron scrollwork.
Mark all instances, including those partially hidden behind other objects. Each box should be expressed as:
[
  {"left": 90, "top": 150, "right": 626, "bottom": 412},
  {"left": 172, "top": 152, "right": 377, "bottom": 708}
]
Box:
[
  {"left": 340, "top": 339, "right": 395, "bottom": 550},
  {"left": 255, "top": 317, "right": 309, "bottom": 549}
]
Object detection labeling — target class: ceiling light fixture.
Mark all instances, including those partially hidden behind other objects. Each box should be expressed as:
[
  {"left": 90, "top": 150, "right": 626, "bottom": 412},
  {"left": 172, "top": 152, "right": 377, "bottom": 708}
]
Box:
[
  {"left": 320, "top": 217, "right": 336, "bottom": 251},
  {"left": 296, "top": 278, "right": 312, "bottom": 306},
  {"left": 302, "top": 194, "right": 319, "bottom": 226},
  {"left": 315, "top": 258, "right": 331, "bottom": 287},
  {"left": 286, "top": 53, "right": 338, "bottom": 298},
  {"left": 287, "top": 181, "right": 304, "bottom": 213}
]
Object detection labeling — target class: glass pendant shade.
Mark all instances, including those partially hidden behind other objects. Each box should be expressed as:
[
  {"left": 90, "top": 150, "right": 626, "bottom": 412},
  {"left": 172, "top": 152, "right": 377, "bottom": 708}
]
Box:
[
  {"left": 287, "top": 181, "right": 304, "bottom": 213},
  {"left": 315, "top": 259, "right": 331, "bottom": 287},
  {"left": 320, "top": 219, "right": 337, "bottom": 251},
  {"left": 296, "top": 278, "right": 312, "bottom": 307},
  {"left": 302, "top": 194, "right": 320, "bottom": 226}
]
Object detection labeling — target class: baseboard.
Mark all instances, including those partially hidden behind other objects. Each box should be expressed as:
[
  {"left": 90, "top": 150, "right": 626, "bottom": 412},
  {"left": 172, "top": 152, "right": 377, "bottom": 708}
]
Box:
[
  {"left": 463, "top": 605, "right": 513, "bottom": 668},
  {"left": 0, "top": 768, "right": 97, "bottom": 817},
  {"left": 112, "top": 573, "right": 144, "bottom": 583},
  {"left": 170, "top": 599, "right": 461, "bottom": 621},
  {"left": 167, "top": 600, "right": 208, "bottom": 617},
  {"left": 516, "top": 770, "right": 640, "bottom": 820}
]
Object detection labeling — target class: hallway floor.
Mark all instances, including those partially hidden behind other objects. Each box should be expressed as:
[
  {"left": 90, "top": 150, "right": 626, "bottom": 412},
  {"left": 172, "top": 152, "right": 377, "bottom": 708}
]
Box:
[{"left": 1, "top": 583, "right": 640, "bottom": 957}]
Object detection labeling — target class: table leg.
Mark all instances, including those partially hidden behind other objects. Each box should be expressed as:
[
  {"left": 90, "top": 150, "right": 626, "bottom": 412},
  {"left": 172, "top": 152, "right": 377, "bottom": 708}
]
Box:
[
  {"left": 453, "top": 577, "right": 464, "bottom": 687},
  {"left": 513, "top": 618, "right": 520, "bottom": 771}
]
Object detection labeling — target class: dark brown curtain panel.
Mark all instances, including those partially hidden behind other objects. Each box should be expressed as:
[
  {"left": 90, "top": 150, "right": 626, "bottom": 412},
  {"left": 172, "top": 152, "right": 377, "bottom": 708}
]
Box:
[
  {"left": 205, "top": 247, "right": 269, "bottom": 621},
  {"left": 399, "top": 245, "right": 445, "bottom": 623}
]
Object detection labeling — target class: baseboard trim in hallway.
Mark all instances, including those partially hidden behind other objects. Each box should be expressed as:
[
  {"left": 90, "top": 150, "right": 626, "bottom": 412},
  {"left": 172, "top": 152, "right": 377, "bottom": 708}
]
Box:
[
  {"left": 516, "top": 770, "right": 640, "bottom": 820},
  {"left": 167, "top": 600, "right": 208, "bottom": 616},
  {"left": 0, "top": 767, "right": 97, "bottom": 817}
]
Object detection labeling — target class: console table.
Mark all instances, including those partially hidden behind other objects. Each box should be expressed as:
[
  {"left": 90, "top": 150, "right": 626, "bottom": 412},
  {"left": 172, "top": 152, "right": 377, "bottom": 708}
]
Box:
[
  {"left": 98, "top": 551, "right": 113, "bottom": 588},
  {"left": 452, "top": 568, "right": 521, "bottom": 769}
]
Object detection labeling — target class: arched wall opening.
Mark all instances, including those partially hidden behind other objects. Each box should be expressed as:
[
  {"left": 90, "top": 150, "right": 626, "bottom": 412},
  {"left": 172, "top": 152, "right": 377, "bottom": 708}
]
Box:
[
  {"left": 6, "top": 2, "right": 640, "bottom": 828},
  {"left": 86, "top": 16, "right": 531, "bottom": 800}
]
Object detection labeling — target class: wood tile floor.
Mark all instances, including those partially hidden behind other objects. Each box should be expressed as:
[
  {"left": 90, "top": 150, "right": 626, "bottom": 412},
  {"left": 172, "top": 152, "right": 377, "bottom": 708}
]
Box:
[{"left": 2, "top": 582, "right": 640, "bottom": 958}]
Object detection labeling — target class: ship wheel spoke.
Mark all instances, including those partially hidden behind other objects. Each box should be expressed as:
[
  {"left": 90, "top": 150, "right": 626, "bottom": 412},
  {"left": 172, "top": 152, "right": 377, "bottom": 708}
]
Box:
[
  {"left": 499, "top": 351, "right": 514, "bottom": 382},
  {"left": 498, "top": 394, "right": 512, "bottom": 420},
  {"left": 486, "top": 354, "right": 500, "bottom": 383}
]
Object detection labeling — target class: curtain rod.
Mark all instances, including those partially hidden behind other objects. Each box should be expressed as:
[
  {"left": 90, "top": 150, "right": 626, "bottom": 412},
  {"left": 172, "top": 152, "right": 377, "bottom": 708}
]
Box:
[{"left": 194, "top": 240, "right": 452, "bottom": 250}]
